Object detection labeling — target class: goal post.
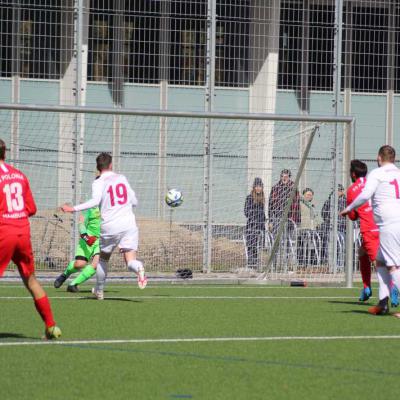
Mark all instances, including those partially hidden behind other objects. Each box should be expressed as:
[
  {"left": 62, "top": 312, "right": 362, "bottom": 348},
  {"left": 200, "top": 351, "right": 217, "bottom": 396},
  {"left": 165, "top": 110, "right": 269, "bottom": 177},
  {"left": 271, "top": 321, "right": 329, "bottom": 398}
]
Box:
[{"left": 0, "top": 103, "right": 354, "bottom": 285}]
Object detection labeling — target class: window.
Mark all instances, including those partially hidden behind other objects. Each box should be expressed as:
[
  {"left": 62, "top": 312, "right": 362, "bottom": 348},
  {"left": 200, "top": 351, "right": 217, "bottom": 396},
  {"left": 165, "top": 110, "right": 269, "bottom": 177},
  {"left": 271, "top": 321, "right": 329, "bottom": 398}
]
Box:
[{"left": 0, "top": 1, "right": 62, "bottom": 79}]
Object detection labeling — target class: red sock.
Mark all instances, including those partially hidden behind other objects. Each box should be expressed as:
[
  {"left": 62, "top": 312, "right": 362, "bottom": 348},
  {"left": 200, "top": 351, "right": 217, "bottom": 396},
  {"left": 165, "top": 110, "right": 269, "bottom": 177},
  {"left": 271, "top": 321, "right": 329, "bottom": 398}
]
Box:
[
  {"left": 34, "top": 295, "right": 56, "bottom": 328},
  {"left": 359, "top": 254, "right": 371, "bottom": 288}
]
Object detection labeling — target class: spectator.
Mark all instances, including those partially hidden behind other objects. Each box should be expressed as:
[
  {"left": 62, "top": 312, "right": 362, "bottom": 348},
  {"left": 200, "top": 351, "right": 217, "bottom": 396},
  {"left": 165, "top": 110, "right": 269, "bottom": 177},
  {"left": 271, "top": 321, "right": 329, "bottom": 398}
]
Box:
[
  {"left": 319, "top": 184, "right": 347, "bottom": 263},
  {"left": 268, "top": 169, "right": 301, "bottom": 236},
  {"left": 244, "top": 177, "right": 266, "bottom": 268},
  {"left": 297, "top": 188, "right": 318, "bottom": 265}
]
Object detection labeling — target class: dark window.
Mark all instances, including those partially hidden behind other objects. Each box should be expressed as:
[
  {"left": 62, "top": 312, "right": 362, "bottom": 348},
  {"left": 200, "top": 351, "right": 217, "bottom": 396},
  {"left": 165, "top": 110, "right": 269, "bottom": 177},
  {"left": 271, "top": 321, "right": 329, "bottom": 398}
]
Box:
[
  {"left": 278, "top": 2, "right": 303, "bottom": 90},
  {"left": 88, "top": 0, "right": 160, "bottom": 84},
  {"left": 308, "top": 5, "right": 334, "bottom": 91},
  {"left": 350, "top": 7, "right": 388, "bottom": 93},
  {"left": 0, "top": 1, "right": 62, "bottom": 79}
]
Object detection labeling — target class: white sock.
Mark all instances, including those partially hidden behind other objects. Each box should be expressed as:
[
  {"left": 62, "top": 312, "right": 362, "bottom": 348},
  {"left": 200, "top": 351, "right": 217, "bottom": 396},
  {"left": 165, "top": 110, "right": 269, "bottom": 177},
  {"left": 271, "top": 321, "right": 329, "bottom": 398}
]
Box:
[
  {"left": 377, "top": 266, "right": 391, "bottom": 300},
  {"left": 96, "top": 259, "right": 108, "bottom": 291},
  {"left": 127, "top": 259, "right": 143, "bottom": 275},
  {"left": 390, "top": 268, "right": 400, "bottom": 293}
]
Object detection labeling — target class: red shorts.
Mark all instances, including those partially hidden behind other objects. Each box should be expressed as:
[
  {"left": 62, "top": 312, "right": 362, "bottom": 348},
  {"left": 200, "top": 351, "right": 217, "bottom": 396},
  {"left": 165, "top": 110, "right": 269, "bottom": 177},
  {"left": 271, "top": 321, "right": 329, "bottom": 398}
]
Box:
[
  {"left": 0, "top": 230, "right": 35, "bottom": 278},
  {"left": 361, "top": 230, "right": 379, "bottom": 262}
]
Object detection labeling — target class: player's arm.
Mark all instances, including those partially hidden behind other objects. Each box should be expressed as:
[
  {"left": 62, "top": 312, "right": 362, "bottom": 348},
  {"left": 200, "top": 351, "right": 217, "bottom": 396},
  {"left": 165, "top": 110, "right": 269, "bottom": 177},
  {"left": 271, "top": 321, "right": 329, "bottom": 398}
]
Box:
[
  {"left": 341, "top": 173, "right": 379, "bottom": 216},
  {"left": 24, "top": 176, "right": 37, "bottom": 217},
  {"left": 62, "top": 180, "right": 102, "bottom": 213},
  {"left": 78, "top": 211, "right": 97, "bottom": 246},
  {"left": 346, "top": 188, "right": 358, "bottom": 221},
  {"left": 128, "top": 184, "right": 138, "bottom": 207}
]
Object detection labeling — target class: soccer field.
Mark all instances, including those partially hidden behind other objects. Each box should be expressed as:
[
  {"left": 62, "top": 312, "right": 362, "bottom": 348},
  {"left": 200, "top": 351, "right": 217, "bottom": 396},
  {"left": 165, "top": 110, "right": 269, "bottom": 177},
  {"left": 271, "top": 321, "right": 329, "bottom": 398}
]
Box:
[{"left": 1, "top": 283, "right": 399, "bottom": 400}]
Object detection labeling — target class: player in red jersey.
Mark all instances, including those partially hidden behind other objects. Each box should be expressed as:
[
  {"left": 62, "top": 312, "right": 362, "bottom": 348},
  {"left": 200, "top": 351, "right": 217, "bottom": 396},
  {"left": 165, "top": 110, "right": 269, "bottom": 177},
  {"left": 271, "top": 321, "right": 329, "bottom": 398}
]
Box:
[
  {"left": 346, "top": 160, "right": 398, "bottom": 305},
  {"left": 0, "top": 139, "right": 61, "bottom": 339}
]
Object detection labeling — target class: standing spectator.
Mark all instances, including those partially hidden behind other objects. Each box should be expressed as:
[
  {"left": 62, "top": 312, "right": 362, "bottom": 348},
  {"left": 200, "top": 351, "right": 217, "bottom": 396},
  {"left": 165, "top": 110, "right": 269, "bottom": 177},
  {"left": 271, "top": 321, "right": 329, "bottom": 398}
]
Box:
[
  {"left": 244, "top": 177, "right": 266, "bottom": 268},
  {"left": 319, "top": 184, "right": 347, "bottom": 263},
  {"left": 268, "top": 169, "right": 300, "bottom": 236},
  {"left": 297, "top": 188, "right": 318, "bottom": 265}
]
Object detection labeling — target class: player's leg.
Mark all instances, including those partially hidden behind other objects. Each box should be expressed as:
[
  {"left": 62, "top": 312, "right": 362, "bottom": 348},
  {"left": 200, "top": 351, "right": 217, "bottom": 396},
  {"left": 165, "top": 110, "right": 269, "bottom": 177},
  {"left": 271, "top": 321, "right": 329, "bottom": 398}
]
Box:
[
  {"left": 54, "top": 258, "right": 87, "bottom": 288},
  {"left": 124, "top": 250, "right": 147, "bottom": 289},
  {"left": 54, "top": 240, "right": 89, "bottom": 288},
  {"left": 358, "top": 245, "right": 372, "bottom": 301},
  {"left": 368, "top": 260, "right": 390, "bottom": 315},
  {"left": 14, "top": 234, "right": 61, "bottom": 338},
  {"left": 68, "top": 255, "right": 99, "bottom": 292},
  {"left": 376, "top": 228, "right": 400, "bottom": 308},
  {"left": 67, "top": 239, "right": 100, "bottom": 292},
  {"left": 120, "top": 227, "right": 147, "bottom": 289},
  {"left": 92, "top": 252, "right": 111, "bottom": 300}
]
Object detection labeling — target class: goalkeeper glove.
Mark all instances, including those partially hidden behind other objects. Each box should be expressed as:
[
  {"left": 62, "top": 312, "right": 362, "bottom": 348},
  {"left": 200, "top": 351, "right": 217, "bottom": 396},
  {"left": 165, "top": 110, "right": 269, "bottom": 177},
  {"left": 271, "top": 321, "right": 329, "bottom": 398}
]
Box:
[{"left": 80, "top": 234, "right": 97, "bottom": 246}]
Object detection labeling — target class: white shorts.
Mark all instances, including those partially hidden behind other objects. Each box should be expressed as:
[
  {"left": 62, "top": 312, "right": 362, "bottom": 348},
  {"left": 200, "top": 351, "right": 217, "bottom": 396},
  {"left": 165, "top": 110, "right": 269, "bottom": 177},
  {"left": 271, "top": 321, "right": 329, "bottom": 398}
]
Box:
[
  {"left": 376, "top": 226, "right": 400, "bottom": 266},
  {"left": 100, "top": 227, "right": 138, "bottom": 254}
]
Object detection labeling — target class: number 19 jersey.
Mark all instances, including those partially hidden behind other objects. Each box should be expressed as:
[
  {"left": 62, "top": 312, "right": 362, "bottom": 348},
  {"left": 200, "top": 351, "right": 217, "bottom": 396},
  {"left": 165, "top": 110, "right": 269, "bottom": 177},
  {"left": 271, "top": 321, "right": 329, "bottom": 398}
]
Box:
[
  {"left": 74, "top": 171, "right": 138, "bottom": 235},
  {"left": 366, "top": 163, "right": 400, "bottom": 228}
]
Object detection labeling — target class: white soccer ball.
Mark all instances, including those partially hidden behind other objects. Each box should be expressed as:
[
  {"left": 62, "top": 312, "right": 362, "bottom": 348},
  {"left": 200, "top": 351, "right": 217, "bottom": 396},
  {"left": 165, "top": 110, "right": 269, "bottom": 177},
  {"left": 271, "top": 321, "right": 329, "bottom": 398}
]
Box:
[{"left": 165, "top": 188, "right": 183, "bottom": 208}]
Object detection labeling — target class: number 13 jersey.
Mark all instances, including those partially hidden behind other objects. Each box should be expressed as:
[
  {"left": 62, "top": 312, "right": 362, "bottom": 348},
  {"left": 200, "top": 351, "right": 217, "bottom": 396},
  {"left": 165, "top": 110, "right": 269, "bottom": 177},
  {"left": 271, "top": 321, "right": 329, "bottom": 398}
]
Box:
[
  {"left": 364, "top": 163, "right": 400, "bottom": 228},
  {"left": 0, "top": 163, "right": 37, "bottom": 231},
  {"left": 74, "top": 171, "right": 138, "bottom": 235}
]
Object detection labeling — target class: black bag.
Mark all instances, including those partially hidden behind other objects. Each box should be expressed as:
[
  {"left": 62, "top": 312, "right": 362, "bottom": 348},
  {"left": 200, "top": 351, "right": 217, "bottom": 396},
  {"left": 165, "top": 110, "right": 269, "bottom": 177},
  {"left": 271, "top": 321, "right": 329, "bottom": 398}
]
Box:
[{"left": 176, "top": 268, "right": 193, "bottom": 279}]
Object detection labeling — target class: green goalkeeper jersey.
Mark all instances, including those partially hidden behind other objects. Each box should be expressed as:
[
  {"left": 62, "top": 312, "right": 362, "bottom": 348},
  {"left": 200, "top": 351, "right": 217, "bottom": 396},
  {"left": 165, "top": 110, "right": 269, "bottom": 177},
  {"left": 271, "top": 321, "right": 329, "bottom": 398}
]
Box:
[{"left": 79, "top": 207, "right": 101, "bottom": 237}]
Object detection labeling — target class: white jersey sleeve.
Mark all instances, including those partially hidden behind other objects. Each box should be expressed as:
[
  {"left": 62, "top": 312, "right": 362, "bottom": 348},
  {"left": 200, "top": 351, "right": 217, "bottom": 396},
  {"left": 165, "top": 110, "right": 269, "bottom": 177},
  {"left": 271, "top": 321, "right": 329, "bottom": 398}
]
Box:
[
  {"left": 347, "top": 163, "right": 400, "bottom": 228},
  {"left": 73, "top": 179, "right": 103, "bottom": 212},
  {"left": 345, "top": 170, "right": 380, "bottom": 212}
]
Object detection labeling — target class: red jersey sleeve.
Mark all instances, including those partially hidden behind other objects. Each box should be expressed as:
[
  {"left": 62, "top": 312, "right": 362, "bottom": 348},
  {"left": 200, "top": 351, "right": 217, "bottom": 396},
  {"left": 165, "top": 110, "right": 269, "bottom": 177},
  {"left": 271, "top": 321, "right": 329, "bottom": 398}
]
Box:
[
  {"left": 24, "top": 175, "right": 37, "bottom": 217},
  {"left": 346, "top": 186, "right": 358, "bottom": 221}
]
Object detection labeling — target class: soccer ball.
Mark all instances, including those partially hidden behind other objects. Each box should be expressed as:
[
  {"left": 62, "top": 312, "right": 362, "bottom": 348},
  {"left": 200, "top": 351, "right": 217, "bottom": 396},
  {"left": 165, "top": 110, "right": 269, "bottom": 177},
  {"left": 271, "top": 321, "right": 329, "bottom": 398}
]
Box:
[
  {"left": 45, "top": 325, "right": 62, "bottom": 340},
  {"left": 165, "top": 188, "right": 183, "bottom": 208}
]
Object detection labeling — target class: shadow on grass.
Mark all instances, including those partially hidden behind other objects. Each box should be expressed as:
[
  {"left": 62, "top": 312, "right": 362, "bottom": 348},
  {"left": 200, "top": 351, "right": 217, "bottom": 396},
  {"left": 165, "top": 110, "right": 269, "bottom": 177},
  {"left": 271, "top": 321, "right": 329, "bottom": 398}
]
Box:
[
  {"left": 0, "top": 332, "right": 36, "bottom": 340},
  {"left": 328, "top": 300, "right": 372, "bottom": 306},
  {"left": 77, "top": 289, "right": 118, "bottom": 294},
  {"left": 79, "top": 297, "right": 143, "bottom": 303}
]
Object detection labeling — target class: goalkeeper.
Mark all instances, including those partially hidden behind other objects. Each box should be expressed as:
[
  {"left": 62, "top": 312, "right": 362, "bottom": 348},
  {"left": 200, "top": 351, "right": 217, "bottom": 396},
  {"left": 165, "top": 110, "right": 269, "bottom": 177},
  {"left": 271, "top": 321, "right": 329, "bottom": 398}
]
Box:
[{"left": 54, "top": 206, "right": 100, "bottom": 292}]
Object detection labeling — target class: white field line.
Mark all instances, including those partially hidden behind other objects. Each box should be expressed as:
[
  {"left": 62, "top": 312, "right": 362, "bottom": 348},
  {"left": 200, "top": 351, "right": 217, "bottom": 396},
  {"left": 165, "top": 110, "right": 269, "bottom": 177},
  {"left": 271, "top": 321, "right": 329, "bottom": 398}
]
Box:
[
  {"left": 0, "top": 295, "right": 359, "bottom": 300},
  {"left": 0, "top": 335, "right": 400, "bottom": 347},
  {"left": 0, "top": 285, "right": 357, "bottom": 289}
]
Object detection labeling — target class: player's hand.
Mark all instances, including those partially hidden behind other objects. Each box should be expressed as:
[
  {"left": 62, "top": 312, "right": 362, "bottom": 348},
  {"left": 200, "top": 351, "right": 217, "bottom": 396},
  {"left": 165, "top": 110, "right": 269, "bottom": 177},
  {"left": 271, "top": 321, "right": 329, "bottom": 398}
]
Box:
[
  {"left": 61, "top": 204, "right": 74, "bottom": 213},
  {"left": 80, "top": 234, "right": 97, "bottom": 246},
  {"left": 339, "top": 209, "right": 349, "bottom": 217}
]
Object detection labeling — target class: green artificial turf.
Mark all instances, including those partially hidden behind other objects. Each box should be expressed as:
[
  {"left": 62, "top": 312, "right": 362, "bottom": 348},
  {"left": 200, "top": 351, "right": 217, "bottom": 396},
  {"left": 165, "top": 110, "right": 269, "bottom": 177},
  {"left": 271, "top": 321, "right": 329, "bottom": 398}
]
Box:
[{"left": 0, "top": 284, "right": 399, "bottom": 399}]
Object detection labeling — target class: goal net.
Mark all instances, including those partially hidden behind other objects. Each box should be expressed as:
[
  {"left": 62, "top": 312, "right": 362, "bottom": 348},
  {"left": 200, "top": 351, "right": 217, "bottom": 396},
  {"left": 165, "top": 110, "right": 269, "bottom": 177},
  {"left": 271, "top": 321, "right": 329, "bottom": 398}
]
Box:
[{"left": 0, "top": 104, "right": 354, "bottom": 284}]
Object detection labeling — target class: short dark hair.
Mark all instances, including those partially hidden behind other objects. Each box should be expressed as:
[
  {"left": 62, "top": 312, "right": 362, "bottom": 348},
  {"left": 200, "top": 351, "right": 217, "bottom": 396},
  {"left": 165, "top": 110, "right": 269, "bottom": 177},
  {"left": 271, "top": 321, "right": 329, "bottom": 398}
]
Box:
[
  {"left": 302, "top": 187, "right": 314, "bottom": 195},
  {"left": 96, "top": 152, "right": 112, "bottom": 172},
  {"left": 350, "top": 159, "right": 368, "bottom": 178},
  {"left": 280, "top": 169, "right": 291, "bottom": 178},
  {"left": 0, "top": 139, "right": 6, "bottom": 160},
  {"left": 378, "top": 145, "right": 395, "bottom": 162}
]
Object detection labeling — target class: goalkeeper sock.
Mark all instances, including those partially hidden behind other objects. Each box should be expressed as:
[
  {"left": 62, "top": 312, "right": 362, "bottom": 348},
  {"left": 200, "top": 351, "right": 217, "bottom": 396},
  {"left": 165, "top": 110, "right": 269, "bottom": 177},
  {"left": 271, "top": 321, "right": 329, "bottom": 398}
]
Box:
[
  {"left": 70, "top": 265, "right": 96, "bottom": 286},
  {"left": 64, "top": 261, "right": 79, "bottom": 277}
]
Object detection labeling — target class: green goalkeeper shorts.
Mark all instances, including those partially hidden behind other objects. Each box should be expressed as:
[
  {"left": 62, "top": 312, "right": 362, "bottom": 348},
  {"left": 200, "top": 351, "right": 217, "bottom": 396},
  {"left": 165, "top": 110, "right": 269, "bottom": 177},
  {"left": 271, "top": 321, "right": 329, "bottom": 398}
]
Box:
[{"left": 75, "top": 237, "right": 100, "bottom": 262}]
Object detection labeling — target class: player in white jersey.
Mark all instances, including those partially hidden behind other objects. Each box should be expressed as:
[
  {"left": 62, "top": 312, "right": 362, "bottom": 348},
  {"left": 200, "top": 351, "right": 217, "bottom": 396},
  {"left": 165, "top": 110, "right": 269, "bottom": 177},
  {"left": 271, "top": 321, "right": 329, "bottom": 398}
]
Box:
[
  {"left": 341, "top": 145, "right": 400, "bottom": 315},
  {"left": 61, "top": 153, "right": 147, "bottom": 299}
]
